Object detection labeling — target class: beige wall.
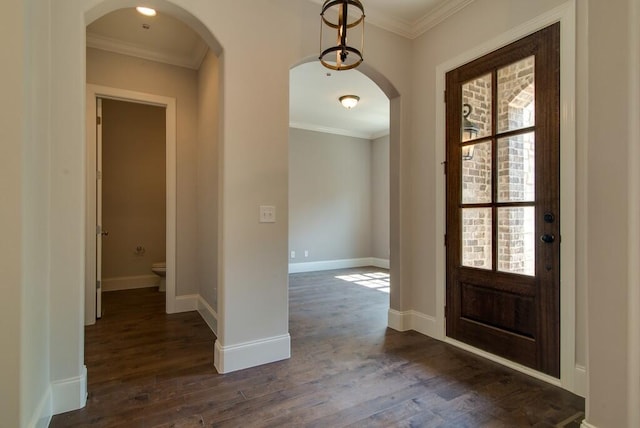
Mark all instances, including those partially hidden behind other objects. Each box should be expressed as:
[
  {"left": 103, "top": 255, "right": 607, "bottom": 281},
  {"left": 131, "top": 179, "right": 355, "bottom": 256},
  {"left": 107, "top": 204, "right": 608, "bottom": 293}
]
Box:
[
  {"left": 21, "top": 1, "right": 53, "bottom": 425},
  {"left": 371, "top": 135, "right": 390, "bottom": 260},
  {"left": 101, "top": 99, "right": 166, "bottom": 280},
  {"left": 196, "top": 50, "right": 220, "bottom": 314},
  {"left": 1, "top": 1, "right": 25, "bottom": 425},
  {"left": 87, "top": 47, "right": 199, "bottom": 296},
  {"left": 585, "top": 0, "right": 632, "bottom": 426},
  {"left": 2, "top": 0, "right": 52, "bottom": 426},
  {"left": 289, "top": 128, "right": 374, "bottom": 263}
]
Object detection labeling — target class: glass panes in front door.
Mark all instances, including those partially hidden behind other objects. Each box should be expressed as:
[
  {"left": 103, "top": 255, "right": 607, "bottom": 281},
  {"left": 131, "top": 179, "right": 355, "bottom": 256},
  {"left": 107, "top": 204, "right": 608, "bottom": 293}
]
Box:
[{"left": 460, "top": 56, "right": 536, "bottom": 276}]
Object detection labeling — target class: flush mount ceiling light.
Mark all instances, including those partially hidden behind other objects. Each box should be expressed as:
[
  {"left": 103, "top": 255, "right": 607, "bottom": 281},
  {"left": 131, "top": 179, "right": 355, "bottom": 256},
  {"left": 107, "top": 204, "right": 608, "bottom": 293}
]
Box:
[
  {"left": 319, "top": 0, "right": 365, "bottom": 71},
  {"left": 339, "top": 95, "right": 360, "bottom": 109},
  {"left": 136, "top": 6, "right": 157, "bottom": 17}
]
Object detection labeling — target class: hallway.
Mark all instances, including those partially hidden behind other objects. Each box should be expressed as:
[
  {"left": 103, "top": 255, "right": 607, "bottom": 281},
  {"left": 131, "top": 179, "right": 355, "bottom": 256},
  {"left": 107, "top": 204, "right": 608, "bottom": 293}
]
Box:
[{"left": 51, "top": 268, "right": 583, "bottom": 427}]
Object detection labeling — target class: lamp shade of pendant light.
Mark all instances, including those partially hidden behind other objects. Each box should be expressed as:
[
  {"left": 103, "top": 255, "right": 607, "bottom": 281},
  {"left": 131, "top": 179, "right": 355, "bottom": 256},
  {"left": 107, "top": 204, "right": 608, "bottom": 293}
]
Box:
[
  {"left": 319, "top": 0, "right": 365, "bottom": 71},
  {"left": 339, "top": 95, "right": 360, "bottom": 109}
]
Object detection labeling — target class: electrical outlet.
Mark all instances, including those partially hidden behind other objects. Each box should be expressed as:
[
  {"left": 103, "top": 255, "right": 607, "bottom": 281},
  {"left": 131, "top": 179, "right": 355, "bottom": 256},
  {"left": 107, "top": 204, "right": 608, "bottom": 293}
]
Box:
[
  {"left": 290, "top": 250, "right": 296, "bottom": 259},
  {"left": 304, "top": 250, "right": 309, "bottom": 258}
]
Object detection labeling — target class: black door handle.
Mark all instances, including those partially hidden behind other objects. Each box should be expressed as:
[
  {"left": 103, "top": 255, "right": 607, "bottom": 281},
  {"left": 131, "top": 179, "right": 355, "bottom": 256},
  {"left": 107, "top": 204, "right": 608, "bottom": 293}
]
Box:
[{"left": 540, "top": 234, "right": 555, "bottom": 243}]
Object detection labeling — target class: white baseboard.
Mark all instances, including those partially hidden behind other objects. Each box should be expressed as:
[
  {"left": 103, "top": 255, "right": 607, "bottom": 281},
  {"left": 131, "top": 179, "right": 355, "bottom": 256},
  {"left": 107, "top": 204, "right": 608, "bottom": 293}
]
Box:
[
  {"left": 51, "top": 365, "right": 87, "bottom": 415},
  {"left": 387, "top": 309, "right": 438, "bottom": 337},
  {"left": 289, "top": 257, "right": 390, "bottom": 273},
  {"left": 370, "top": 258, "right": 390, "bottom": 269},
  {"left": 27, "top": 385, "right": 52, "bottom": 428},
  {"left": 574, "top": 364, "right": 586, "bottom": 397},
  {"left": 214, "top": 334, "right": 290, "bottom": 374},
  {"left": 173, "top": 294, "right": 198, "bottom": 313},
  {"left": 197, "top": 296, "right": 218, "bottom": 336},
  {"left": 388, "top": 309, "right": 409, "bottom": 331},
  {"left": 102, "top": 274, "right": 159, "bottom": 292},
  {"left": 581, "top": 421, "right": 598, "bottom": 428}
]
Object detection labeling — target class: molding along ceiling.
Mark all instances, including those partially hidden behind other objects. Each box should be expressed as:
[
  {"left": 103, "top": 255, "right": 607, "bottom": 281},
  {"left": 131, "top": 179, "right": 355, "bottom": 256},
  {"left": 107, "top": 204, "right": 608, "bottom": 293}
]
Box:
[
  {"left": 86, "top": 32, "right": 208, "bottom": 70},
  {"left": 310, "top": 0, "right": 476, "bottom": 39},
  {"left": 86, "top": 1, "right": 476, "bottom": 139}
]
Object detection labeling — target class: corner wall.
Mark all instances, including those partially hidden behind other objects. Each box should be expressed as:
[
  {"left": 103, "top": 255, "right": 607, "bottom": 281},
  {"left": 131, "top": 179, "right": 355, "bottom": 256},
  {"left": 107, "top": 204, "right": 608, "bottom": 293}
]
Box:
[
  {"left": 1, "top": 1, "right": 25, "bottom": 426},
  {"left": 371, "top": 135, "right": 390, "bottom": 261},
  {"left": 22, "top": 0, "right": 54, "bottom": 425},
  {"left": 584, "top": 0, "right": 633, "bottom": 425},
  {"left": 2, "top": 0, "right": 55, "bottom": 426},
  {"left": 197, "top": 50, "right": 220, "bottom": 331}
]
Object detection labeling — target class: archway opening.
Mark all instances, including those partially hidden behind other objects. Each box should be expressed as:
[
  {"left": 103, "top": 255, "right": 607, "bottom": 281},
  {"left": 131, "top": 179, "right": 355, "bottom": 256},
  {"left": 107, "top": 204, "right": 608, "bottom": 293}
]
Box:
[
  {"left": 83, "top": 0, "right": 222, "bottom": 370},
  {"left": 288, "top": 56, "right": 401, "bottom": 332}
]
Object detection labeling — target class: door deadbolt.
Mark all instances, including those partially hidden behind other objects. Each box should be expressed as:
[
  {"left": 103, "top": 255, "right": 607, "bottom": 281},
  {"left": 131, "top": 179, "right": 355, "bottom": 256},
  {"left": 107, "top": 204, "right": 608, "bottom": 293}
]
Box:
[{"left": 540, "top": 234, "right": 555, "bottom": 243}]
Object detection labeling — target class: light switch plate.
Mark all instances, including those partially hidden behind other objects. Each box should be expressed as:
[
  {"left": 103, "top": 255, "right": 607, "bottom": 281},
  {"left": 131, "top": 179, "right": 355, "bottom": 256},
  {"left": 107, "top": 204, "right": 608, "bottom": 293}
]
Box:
[{"left": 259, "top": 205, "right": 276, "bottom": 223}]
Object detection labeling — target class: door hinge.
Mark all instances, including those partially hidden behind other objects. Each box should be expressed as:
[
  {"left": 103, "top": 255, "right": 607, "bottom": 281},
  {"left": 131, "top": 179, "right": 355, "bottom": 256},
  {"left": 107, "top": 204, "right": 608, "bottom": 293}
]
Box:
[
  {"left": 97, "top": 170, "right": 102, "bottom": 180},
  {"left": 96, "top": 280, "right": 101, "bottom": 290},
  {"left": 443, "top": 90, "right": 447, "bottom": 103},
  {"left": 444, "top": 305, "right": 447, "bottom": 317},
  {"left": 442, "top": 161, "right": 447, "bottom": 175},
  {"left": 97, "top": 116, "right": 102, "bottom": 125},
  {"left": 444, "top": 234, "right": 448, "bottom": 246}
]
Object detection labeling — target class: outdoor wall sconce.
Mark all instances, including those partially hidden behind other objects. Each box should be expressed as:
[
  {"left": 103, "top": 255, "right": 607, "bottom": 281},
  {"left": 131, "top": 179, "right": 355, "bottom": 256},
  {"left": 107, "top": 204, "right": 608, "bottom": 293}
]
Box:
[{"left": 462, "top": 103, "right": 480, "bottom": 160}]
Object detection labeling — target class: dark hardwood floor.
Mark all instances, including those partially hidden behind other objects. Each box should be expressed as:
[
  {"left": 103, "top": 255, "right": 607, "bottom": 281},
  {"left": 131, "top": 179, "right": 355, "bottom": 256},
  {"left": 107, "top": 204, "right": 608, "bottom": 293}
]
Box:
[{"left": 51, "top": 268, "right": 584, "bottom": 427}]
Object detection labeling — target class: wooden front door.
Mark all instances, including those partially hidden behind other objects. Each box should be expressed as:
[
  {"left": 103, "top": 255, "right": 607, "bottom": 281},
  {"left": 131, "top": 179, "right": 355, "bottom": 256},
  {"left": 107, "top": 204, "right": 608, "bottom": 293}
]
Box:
[{"left": 445, "top": 23, "right": 560, "bottom": 377}]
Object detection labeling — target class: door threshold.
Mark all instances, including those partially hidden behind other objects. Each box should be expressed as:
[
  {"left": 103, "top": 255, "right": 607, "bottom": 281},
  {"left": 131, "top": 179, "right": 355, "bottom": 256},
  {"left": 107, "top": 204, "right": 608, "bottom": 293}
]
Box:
[{"left": 444, "top": 336, "right": 562, "bottom": 388}]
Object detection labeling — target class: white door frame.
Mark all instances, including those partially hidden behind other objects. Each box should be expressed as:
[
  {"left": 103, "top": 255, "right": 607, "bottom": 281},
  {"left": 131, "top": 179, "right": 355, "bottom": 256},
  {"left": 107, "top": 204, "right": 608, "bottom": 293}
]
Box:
[
  {"left": 96, "top": 97, "right": 103, "bottom": 318},
  {"left": 85, "top": 84, "right": 177, "bottom": 324},
  {"left": 434, "top": 2, "right": 582, "bottom": 395}
]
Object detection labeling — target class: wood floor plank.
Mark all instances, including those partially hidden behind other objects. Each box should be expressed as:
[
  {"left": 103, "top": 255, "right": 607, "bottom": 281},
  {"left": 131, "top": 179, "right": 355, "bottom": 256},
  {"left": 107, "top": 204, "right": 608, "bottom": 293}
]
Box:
[{"left": 51, "top": 268, "right": 584, "bottom": 427}]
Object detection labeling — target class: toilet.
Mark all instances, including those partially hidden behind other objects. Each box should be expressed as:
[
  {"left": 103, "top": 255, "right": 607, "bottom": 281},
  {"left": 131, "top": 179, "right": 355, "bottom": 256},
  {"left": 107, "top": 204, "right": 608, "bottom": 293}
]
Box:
[{"left": 151, "top": 262, "right": 166, "bottom": 292}]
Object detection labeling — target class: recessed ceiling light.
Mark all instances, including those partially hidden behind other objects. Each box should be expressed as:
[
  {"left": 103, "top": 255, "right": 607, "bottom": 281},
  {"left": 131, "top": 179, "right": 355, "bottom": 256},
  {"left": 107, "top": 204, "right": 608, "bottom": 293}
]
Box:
[{"left": 136, "top": 7, "right": 157, "bottom": 17}]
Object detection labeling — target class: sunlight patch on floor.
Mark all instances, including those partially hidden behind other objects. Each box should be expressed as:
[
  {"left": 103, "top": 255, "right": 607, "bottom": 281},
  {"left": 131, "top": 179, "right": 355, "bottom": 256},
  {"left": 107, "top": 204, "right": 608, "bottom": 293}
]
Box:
[{"left": 335, "top": 272, "right": 390, "bottom": 293}]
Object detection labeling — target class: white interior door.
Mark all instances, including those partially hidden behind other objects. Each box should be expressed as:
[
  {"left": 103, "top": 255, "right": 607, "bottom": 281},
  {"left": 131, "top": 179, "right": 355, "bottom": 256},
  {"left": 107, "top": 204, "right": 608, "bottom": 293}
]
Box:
[{"left": 96, "top": 97, "right": 104, "bottom": 319}]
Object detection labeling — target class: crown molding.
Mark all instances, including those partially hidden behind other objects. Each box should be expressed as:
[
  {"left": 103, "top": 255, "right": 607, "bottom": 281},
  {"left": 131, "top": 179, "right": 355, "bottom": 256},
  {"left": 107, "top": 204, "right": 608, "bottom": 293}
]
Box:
[
  {"left": 290, "top": 121, "right": 387, "bottom": 140},
  {"left": 308, "top": 0, "right": 475, "bottom": 40},
  {"left": 86, "top": 32, "right": 207, "bottom": 70},
  {"left": 364, "top": 13, "right": 414, "bottom": 39},
  {"left": 412, "top": 0, "right": 476, "bottom": 39}
]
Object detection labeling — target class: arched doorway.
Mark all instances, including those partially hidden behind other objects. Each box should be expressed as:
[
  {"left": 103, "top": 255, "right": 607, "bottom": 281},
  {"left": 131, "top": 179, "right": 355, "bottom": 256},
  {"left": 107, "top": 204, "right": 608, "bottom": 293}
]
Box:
[
  {"left": 288, "top": 56, "right": 402, "bottom": 324},
  {"left": 83, "top": 5, "right": 221, "bottom": 327}
]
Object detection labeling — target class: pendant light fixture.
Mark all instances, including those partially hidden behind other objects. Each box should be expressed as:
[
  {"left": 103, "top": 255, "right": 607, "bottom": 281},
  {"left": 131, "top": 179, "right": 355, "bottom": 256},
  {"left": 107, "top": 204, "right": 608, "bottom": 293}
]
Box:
[{"left": 319, "top": 0, "right": 365, "bottom": 71}]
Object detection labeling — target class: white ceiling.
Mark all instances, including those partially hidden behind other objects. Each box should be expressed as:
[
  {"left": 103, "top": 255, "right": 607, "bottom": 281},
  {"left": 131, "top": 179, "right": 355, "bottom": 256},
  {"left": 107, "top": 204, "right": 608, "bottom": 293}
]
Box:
[
  {"left": 87, "top": 8, "right": 208, "bottom": 69},
  {"left": 86, "top": 1, "right": 474, "bottom": 139},
  {"left": 290, "top": 62, "right": 389, "bottom": 139}
]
